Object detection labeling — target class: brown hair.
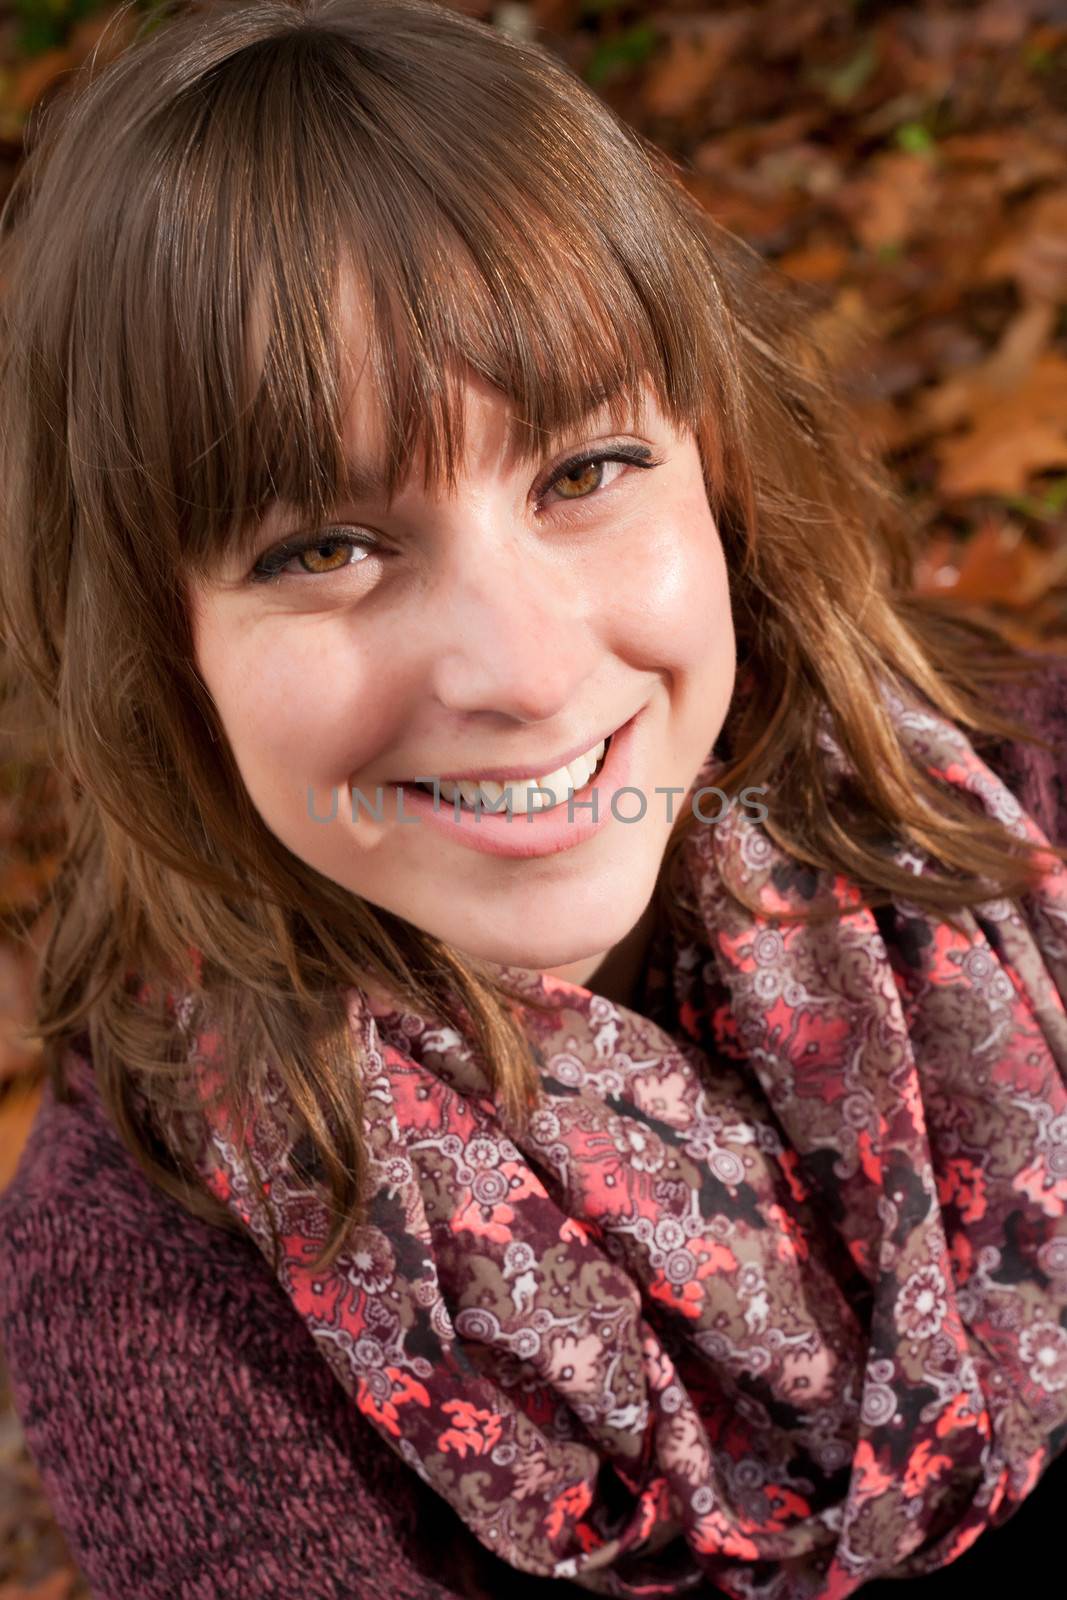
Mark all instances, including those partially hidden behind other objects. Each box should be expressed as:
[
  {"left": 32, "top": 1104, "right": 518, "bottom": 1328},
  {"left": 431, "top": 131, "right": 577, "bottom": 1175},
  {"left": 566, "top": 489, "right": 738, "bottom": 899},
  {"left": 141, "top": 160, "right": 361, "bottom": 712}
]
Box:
[{"left": 1, "top": 0, "right": 1061, "bottom": 1273}]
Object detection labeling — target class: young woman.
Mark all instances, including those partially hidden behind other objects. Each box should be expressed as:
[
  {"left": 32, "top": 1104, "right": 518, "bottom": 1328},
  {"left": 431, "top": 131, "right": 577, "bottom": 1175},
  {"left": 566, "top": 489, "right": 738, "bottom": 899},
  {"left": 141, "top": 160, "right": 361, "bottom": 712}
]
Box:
[{"left": 2, "top": 2, "right": 1066, "bottom": 1596}]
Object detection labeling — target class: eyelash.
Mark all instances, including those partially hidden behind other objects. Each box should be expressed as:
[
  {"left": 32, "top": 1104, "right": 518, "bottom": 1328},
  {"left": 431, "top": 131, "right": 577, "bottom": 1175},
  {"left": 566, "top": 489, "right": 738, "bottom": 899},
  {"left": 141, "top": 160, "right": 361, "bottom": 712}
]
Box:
[{"left": 248, "top": 443, "right": 662, "bottom": 584}]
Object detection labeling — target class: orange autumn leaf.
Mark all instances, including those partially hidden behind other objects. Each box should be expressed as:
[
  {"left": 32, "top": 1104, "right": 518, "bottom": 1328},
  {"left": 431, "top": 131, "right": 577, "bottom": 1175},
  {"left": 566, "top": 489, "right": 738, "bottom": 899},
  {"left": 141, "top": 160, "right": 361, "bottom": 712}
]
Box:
[
  {"left": 777, "top": 240, "right": 851, "bottom": 284},
  {"left": 931, "top": 352, "right": 1067, "bottom": 498},
  {"left": 980, "top": 187, "right": 1067, "bottom": 304},
  {"left": 915, "top": 519, "right": 1067, "bottom": 610},
  {"left": 640, "top": 15, "right": 748, "bottom": 121},
  {"left": 833, "top": 150, "right": 938, "bottom": 251},
  {"left": 0, "top": 1570, "right": 81, "bottom": 1600},
  {"left": 9, "top": 48, "right": 75, "bottom": 115}
]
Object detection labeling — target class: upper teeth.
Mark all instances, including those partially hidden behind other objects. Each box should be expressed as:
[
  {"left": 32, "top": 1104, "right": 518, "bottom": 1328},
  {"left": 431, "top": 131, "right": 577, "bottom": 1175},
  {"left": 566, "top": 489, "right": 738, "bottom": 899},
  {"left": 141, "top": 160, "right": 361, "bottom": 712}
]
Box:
[{"left": 432, "top": 737, "right": 607, "bottom": 813}]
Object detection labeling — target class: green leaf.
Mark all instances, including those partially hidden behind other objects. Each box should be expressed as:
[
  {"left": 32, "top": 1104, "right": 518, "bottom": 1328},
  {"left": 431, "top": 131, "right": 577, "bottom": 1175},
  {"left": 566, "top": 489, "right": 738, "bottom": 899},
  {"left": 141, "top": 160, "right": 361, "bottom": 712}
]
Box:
[
  {"left": 14, "top": 21, "right": 59, "bottom": 53},
  {"left": 808, "top": 37, "right": 878, "bottom": 106},
  {"left": 1041, "top": 476, "right": 1067, "bottom": 514},
  {"left": 1003, "top": 493, "right": 1041, "bottom": 518},
  {"left": 14, "top": 0, "right": 113, "bottom": 57},
  {"left": 584, "top": 22, "right": 660, "bottom": 87},
  {"left": 895, "top": 121, "right": 935, "bottom": 157},
  {"left": 1003, "top": 477, "right": 1067, "bottom": 520},
  {"left": 1023, "top": 42, "right": 1056, "bottom": 74}
]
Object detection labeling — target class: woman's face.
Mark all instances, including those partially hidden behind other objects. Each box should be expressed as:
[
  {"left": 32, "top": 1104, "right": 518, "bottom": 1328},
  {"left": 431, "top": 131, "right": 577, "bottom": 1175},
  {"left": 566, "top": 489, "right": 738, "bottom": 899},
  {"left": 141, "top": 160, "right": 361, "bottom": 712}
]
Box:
[{"left": 189, "top": 334, "right": 736, "bottom": 983}]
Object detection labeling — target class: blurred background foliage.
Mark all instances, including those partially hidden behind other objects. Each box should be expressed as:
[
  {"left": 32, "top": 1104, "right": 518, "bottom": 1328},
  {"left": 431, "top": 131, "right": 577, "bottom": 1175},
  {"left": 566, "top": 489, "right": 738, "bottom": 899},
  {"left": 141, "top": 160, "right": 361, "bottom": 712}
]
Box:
[
  {"left": 2, "top": 1, "right": 1067, "bottom": 1593},
  {"left": 11, "top": 0, "right": 147, "bottom": 56}
]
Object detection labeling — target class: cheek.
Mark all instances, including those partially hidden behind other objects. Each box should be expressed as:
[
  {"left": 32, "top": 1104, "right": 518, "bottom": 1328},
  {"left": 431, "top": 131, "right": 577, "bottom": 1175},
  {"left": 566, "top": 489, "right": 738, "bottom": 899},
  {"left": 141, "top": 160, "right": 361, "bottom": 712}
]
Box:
[
  {"left": 605, "top": 505, "right": 732, "bottom": 668},
  {"left": 192, "top": 610, "right": 395, "bottom": 807}
]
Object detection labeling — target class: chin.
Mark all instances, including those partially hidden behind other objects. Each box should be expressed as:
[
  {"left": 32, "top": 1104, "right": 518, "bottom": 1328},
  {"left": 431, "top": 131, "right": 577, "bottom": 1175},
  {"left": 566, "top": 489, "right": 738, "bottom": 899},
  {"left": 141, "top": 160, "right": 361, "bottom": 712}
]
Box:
[{"left": 442, "top": 902, "right": 649, "bottom": 975}]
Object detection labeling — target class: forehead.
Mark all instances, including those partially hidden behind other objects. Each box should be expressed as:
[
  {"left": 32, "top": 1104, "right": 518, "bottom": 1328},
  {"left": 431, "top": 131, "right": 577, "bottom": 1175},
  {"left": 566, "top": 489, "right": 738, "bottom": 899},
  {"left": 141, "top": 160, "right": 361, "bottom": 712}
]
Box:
[
  {"left": 332, "top": 265, "right": 658, "bottom": 466},
  {"left": 247, "top": 258, "right": 658, "bottom": 524}
]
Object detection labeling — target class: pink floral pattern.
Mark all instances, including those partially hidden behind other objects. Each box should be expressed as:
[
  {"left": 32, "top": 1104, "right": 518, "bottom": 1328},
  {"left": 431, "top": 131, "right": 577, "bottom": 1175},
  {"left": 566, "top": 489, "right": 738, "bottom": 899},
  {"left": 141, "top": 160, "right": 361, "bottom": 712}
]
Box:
[{"left": 181, "top": 682, "right": 1067, "bottom": 1597}]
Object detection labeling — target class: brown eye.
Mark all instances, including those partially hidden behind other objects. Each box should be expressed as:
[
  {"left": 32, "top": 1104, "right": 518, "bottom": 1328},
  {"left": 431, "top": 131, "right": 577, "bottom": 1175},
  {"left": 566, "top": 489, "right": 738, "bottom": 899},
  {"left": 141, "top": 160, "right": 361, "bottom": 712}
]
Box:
[
  {"left": 538, "top": 445, "right": 660, "bottom": 512},
  {"left": 297, "top": 538, "right": 355, "bottom": 575},
  {"left": 552, "top": 460, "right": 605, "bottom": 500},
  {"left": 250, "top": 527, "right": 379, "bottom": 584}
]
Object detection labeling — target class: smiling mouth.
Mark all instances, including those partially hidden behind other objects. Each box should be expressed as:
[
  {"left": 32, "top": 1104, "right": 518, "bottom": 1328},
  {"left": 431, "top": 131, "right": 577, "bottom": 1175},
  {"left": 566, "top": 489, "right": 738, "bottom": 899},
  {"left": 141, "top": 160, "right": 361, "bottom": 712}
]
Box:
[{"left": 406, "top": 731, "right": 614, "bottom": 812}]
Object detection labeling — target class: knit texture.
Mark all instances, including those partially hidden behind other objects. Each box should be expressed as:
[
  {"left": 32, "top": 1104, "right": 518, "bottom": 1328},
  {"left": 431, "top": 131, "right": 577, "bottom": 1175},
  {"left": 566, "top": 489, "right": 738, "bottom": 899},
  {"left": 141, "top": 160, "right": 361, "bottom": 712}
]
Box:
[{"left": 2, "top": 655, "right": 1066, "bottom": 1600}]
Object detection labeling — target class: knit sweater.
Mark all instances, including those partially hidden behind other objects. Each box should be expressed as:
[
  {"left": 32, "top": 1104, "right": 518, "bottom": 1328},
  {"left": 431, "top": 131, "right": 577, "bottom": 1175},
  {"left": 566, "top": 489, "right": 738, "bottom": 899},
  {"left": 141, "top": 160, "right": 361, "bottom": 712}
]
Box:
[{"left": 3, "top": 656, "right": 1067, "bottom": 1600}]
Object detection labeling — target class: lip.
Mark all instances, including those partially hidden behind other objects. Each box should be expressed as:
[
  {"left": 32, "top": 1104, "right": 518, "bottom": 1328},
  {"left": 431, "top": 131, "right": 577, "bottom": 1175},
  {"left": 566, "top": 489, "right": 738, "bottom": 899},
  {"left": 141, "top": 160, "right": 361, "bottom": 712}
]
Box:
[
  {"left": 387, "top": 723, "right": 624, "bottom": 786},
  {"left": 372, "top": 707, "right": 643, "bottom": 860}
]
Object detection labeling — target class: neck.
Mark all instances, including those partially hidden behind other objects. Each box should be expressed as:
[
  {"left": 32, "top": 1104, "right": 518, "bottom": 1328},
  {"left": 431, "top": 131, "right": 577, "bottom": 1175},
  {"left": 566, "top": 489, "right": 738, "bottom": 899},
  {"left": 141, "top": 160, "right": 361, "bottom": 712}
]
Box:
[{"left": 542, "top": 897, "right": 657, "bottom": 1011}]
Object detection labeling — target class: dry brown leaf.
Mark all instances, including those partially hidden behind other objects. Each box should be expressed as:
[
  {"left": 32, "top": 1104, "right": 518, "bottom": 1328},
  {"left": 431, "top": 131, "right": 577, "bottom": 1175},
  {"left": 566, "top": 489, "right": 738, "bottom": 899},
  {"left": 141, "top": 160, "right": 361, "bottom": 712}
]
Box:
[
  {"left": 832, "top": 150, "right": 938, "bottom": 252},
  {"left": 641, "top": 16, "right": 749, "bottom": 121},
  {"left": 974, "top": 0, "right": 1033, "bottom": 46},
  {"left": 941, "top": 129, "right": 1066, "bottom": 193},
  {"left": 912, "top": 532, "right": 961, "bottom": 596},
  {"left": 0, "top": 856, "right": 60, "bottom": 918},
  {"left": 0, "top": 1569, "right": 76, "bottom": 1600},
  {"left": 805, "top": 286, "right": 873, "bottom": 370},
  {"left": 917, "top": 302, "right": 1058, "bottom": 434},
  {"left": 776, "top": 242, "right": 851, "bottom": 284},
  {"left": 851, "top": 396, "right": 910, "bottom": 455},
  {"left": 696, "top": 109, "right": 823, "bottom": 168},
  {"left": 5, "top": 6, "right": 137, "bottom": 120},
  {"left": 915, "top": 518, "right": 1067, "bottom": 608},
  {"left": 980, "top": 186, "right": 1067, "bottom": 304},
  {"left": 933, "top": 351, "right": 1067, "bottom": 499},
  {"left": 9, "top": 49, "right": 74, "bottom": 115},
  {"left": 677, "top": 171, "right": 798, "bottom": 247}
]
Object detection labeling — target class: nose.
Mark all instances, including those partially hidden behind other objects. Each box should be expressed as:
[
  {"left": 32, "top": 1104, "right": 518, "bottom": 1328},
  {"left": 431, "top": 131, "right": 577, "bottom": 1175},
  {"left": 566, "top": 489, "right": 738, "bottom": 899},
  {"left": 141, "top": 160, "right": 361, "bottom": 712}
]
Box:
[{"left": 423, "top": 527, "right": 598, "bottom": 723}]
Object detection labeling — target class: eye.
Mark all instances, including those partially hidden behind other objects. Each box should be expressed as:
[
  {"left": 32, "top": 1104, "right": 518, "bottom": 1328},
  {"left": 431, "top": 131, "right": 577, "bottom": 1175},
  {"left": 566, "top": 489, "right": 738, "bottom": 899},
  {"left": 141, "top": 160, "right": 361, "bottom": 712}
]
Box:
[
  {"left": 249, "top": 529, "right": 379, "bottom": 584},
  {"left": 537, "top": 444, "right": 660, "bottom": 511}
]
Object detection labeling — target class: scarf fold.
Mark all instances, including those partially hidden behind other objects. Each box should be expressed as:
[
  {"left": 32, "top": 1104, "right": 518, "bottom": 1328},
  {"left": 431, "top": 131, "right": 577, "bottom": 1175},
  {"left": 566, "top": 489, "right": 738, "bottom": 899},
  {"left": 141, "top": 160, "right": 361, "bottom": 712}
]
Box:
[{"left": 180, "top": 683, "right": 1067, "bottom": 1598}]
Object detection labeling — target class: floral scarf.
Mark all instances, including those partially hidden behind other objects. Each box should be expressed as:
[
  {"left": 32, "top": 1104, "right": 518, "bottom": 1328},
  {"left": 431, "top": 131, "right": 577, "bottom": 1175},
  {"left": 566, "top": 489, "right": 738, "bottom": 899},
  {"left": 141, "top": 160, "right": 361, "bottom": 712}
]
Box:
[{"left": 178, "top": 681, "right": 1067, "bottom": 1598}]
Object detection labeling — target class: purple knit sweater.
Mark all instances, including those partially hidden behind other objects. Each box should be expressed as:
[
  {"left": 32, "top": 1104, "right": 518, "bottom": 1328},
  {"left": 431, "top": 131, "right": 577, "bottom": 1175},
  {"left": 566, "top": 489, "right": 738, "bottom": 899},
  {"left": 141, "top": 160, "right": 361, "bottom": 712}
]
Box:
[{"left": 3, "top": 656, "right": 1067, "bottom": 1600}]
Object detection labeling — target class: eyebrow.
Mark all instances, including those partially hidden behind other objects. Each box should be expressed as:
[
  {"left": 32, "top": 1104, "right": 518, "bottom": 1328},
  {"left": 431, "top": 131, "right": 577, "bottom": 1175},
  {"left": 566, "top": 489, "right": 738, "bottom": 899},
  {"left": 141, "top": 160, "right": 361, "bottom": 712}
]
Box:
[
  {"left": 244, "top": 392, "right": 637, "bottom": 546},
  {"left": 241, "top": 454, "right": 391, "bottom": 551},
  {"left": 329, "top": 407, "right": 622, "bottom": 504},
  {"left": 334, "top": 455, "right": 392, "bottom": 503}
]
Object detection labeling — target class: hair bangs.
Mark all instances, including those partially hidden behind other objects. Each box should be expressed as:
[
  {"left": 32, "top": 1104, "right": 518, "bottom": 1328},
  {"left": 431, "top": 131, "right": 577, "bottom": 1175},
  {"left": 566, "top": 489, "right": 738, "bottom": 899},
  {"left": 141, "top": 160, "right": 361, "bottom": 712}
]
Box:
[{"left": 156, "top": 21, "right": 705, "bottom": 583}]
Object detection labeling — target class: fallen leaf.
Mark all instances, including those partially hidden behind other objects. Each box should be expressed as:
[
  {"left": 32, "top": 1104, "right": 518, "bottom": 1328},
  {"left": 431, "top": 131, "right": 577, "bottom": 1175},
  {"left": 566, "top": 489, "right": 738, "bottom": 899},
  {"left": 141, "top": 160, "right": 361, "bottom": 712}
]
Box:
[
  {"left": 776, "top": 242, "right": 851, "bottom": 283},
  {"left": 832, "top": 150, "right": 938, "bottom": 251},
  {"left": 677, "top": 171, "right": 799, "bottom": 248},
  {"left": 0, "top": 1568, "right": 76, "bottom": 1600},
  {"left": 918, "top": 302, "right": 1058, "bottom": 434},
  {"left": 641, "top": 16, "right": 748, "bottom": 121},
  {"left": 9, "top": 49, "right": 73, "bottom": 115},
  {"left": 915, "top": 517, "right": 1067, "bottom": 608},
  {"left": 933, "top": 352, "right": 1067, "bottom": 498},
  {"left": 980, "top": 186, "right": 1067, "bottom": 304},
  {"left": 940, "top": 129, "right": 1066, "bottom": 192}
]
